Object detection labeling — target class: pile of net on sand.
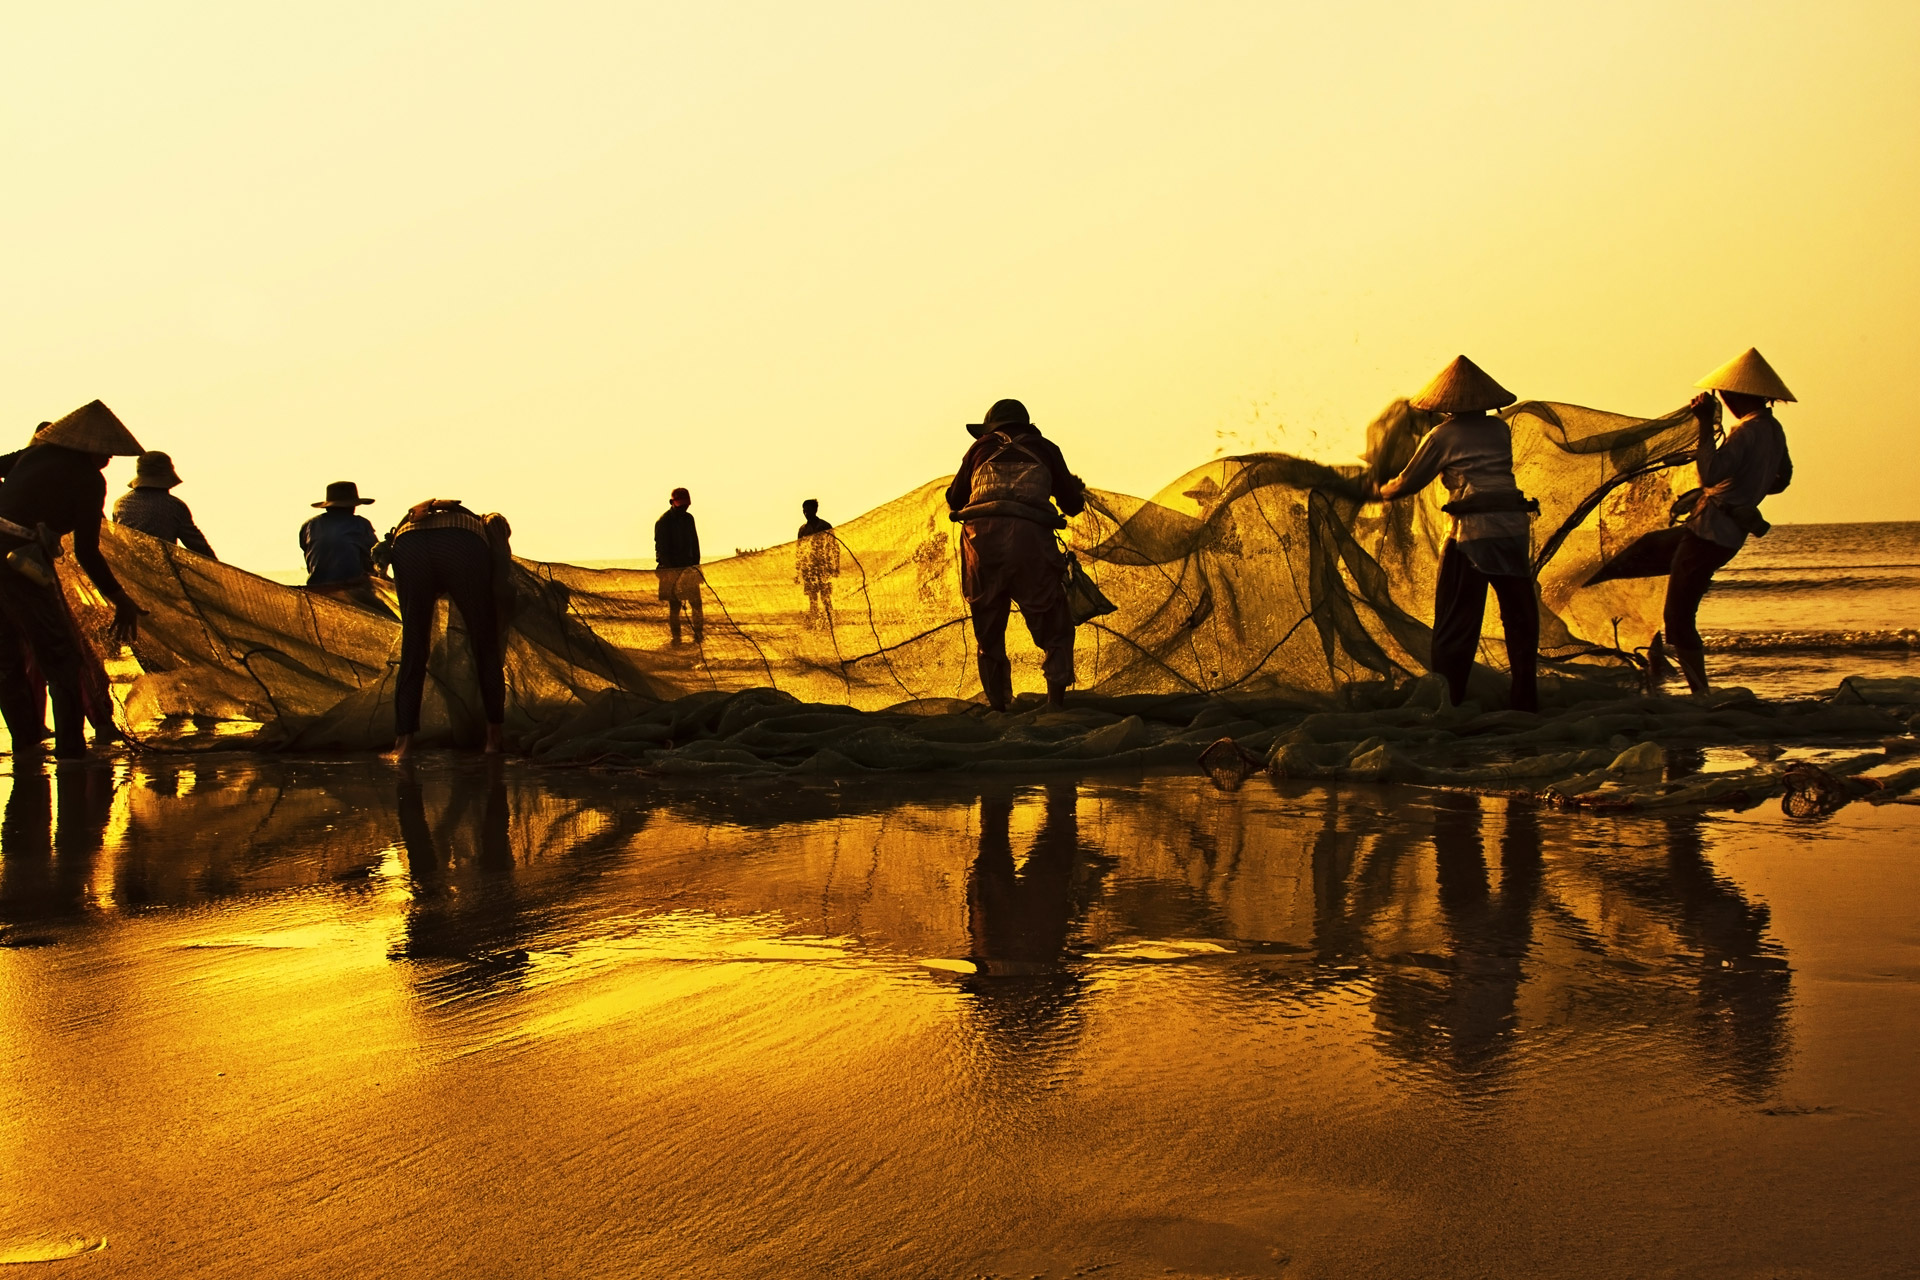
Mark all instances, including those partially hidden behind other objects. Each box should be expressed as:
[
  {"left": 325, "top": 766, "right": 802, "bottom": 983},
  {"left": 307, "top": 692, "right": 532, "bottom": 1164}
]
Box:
[
  {"left": 517, "top": 673, "right": 1920, "bottom": 816},
  {"left": 66, "top": 397, "right": 1714, "bottom": 753}
]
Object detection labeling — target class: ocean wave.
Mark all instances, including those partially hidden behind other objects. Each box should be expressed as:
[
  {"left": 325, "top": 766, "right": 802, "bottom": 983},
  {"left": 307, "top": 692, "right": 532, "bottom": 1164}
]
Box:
[
  {"left": 1709, "top": 574, "right": 1920, "bottom": 594},
  {"left": 1702, "top": 629, "right": 1920, "bottom": 652}
]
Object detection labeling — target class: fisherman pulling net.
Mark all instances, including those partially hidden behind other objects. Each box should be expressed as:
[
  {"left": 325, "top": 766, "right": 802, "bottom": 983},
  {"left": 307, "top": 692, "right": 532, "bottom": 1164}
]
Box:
[{"left": 41, "top": 373, "right": 1727, "bottom": 757}]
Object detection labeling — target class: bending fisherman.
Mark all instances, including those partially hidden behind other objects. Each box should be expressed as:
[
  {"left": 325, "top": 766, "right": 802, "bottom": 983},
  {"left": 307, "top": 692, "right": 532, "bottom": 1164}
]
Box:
[
  {"left": 384, "top": 499, "right": 509, "bottom": 760},
  {"left": 1660, "top": 347, "right": 1794, "bottom": 694},
  {"left": 946, "top": 398, "right": 1086, "bottom": 712},
  {"left": 0, "top": 402, "right": 146, "bottom": 759},
  {"left": 1370, "top": 356, "right": 1540, "bottom": 712}
]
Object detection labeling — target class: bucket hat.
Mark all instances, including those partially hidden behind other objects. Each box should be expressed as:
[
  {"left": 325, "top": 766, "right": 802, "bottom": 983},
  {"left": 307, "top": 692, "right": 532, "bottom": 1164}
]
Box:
[
  {"left": 313, "top": 481, "right": 375, "bottom": 509},
  {"left": 967, "top": 398, "right": 1032, "bottom": 440},
  {"left": 1695, "top": 347, "right": 1795, "bottom": 402},
  {"left": 1409, "top": 356, "right": 1516, "bottom": 415},
  {"left": 129, "top": 451, "right": 183, "bottom": 490},
  {"left": 36, "top": 400, "right": 143, "bottom": 456}
]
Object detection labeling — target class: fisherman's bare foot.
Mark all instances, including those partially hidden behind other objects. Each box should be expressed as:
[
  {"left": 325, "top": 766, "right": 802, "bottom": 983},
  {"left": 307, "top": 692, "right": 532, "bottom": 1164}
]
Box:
[
  {"left": 384, "top": 734, "right": 414, "bottom": 762},
  {"left": 484, "top": 724, "right": 505, "bottom": 754}
]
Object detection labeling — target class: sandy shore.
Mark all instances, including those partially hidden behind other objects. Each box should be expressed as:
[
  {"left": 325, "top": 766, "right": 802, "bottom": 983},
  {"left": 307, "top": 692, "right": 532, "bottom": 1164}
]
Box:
[{"left": 0, "top": 759, "right": 1915, "bottom": 1277}]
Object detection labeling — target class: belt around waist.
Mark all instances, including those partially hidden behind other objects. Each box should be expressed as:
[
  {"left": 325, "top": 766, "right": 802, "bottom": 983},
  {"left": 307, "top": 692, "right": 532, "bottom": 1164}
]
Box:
[{"left": 950, "top": 500, "right": 1066, "bottom": 529}]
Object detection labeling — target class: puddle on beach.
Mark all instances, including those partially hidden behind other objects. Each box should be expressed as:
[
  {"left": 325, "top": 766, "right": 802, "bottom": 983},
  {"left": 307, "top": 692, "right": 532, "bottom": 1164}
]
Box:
[{"left": 0, "top": 756, "right": 1915, "bottom": 1278}]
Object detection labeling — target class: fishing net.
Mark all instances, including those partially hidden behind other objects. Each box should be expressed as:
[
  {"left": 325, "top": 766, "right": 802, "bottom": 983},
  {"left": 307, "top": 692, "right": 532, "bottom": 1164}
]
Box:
[{"left": 58, "top": 398, "right": 1706, "bottom": 752}]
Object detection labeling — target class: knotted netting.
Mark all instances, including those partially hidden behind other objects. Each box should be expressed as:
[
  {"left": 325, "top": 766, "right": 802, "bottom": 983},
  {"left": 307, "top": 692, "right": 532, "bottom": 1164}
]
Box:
[{"left": 59, "top": 399, "right": 1700, "bottom": 751}]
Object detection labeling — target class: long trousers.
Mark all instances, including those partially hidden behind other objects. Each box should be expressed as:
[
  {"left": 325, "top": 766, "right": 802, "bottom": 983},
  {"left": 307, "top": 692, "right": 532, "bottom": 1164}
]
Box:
[
  {"left": 1431, "top": 540, "right": 1539, "bottom": 712},
  {"left": 391, "top": 529, "right": 504, "bottom": 737},
  {"left": 962, "top": 518, "right": 1076, "bottom": 707},
  {"left": 0, "top": 567, "right": 88, "bottom": 756},
  {"left": 1662, "top": 531, "right": 1739, "bottom": 654}
]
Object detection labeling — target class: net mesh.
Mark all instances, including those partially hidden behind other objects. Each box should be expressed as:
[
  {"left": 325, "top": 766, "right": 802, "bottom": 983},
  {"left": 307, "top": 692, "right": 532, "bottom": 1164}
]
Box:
[{"left": 60, "top": 399, "right": 1699, "bottom": 750}]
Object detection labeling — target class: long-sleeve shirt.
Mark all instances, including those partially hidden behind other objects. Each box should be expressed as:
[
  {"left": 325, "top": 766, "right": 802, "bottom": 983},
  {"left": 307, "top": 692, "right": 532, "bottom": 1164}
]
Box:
[
  {"left": 945, "top": 424, "right": 1086, "bottom": 517},
  {"left": 1688, "top": 409, "right": 1792, "bottom": 550},
  {"left": 796, "top": 516, "right": 840, "bottom": 586},
  {"left": 1378, "top": 414, "right": 1530, "bottom": 545},
  {"left": 300, "top": 510, "right": 379, "bottom": 586},
  {"left": 113, "top": 488, "right": 216, "bottom": 558},
  {"left": 0, "top": 443, "right": 130, "bottom": 602},
  {"left": 654, "top": 507, "right": 700, "bottom": 569}
]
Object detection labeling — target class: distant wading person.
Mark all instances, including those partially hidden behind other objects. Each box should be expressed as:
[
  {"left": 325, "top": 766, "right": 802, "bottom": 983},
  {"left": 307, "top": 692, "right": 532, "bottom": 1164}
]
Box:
[
  {"left": 795, "top": 499, "right": 839, "bottom": 628},
  {"left": 655, "top": 487, "right": 703, "bottom": 645},
  {"left": 947, "top": 399, "right": 1086, "bottom": 712},
  {"left": 1370, "top": 357, "right": 1540, "bottom": 713},
  {"left": 384, "top": 499, "right": 509, "bottom": 760},
  {"left": 0, "top": 402, "right": 147, "bottom": 759},
  {"left": 1658, "top": 348, "right": 1795, "bottom": 694},
  {"left": 300, "top": 482, "right": 389, "bottom": 615},
  {"left": 114, "top": 451, "right": 216, "bottom": 558}
]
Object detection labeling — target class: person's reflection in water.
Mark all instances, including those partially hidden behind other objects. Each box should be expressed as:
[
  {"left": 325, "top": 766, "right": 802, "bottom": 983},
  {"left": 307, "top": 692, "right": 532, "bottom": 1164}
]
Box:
[
  {"left": 1, "top": 763, "right": 113, "bottom": 930},
  {"left": 959, "top": 782, "right": 1108, "bottom": 1080},
  {"left": 393, "top": 761, "right": 531, "bottom": 999},
  {"left": 1371, "top": 793, "right": 1541, "bottom": 1088},
  {"left": 1642, "top": 817, "right": 1790, "bottom": 1099}
]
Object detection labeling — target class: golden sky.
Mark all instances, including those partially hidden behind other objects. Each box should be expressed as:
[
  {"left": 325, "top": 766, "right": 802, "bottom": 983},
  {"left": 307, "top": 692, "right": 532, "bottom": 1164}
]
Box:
[{"left": 5, "top": 0, "right": 1915, "bottom": 568}]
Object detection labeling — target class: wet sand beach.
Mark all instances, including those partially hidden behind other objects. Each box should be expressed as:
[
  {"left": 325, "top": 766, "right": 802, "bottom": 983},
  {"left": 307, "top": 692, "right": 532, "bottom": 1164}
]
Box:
[{"left": 1, "top": 757, "right": 1915, "bottom": 1278}]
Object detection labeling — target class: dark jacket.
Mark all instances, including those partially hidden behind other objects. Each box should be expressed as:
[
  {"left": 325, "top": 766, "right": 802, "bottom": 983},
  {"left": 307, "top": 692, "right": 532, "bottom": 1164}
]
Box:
[
  {"left": 946, "top": 423, "right": 1086, "bottom": 519},
  {"left": 655, "top": 507, "right": 700, "bottom": 569},
  {"left": 0, "top": 443, "right": 130, "bottom": 602},
  {"left": 113, "top": 489, "right": 216, "bottom": 559},
  {"left": 300, "top": 510, "right": 379, "bottom": 586}
]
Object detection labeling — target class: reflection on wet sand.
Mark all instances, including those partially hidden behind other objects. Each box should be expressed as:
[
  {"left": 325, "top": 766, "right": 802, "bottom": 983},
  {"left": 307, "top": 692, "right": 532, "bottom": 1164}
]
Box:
[
  {"left": 0, "top": 760, "right": 1793, "bottom": 1097},
  {"left": 1, "top": 758, "right": 1904, "bottom": 1278}
]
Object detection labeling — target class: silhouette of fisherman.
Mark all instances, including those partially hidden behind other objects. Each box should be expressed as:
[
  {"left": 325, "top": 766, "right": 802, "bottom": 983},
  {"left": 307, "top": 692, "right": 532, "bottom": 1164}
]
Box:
[
  {"left": 0, "top": 402, "right": 147, "bottom": 759},
  {"left": 1367, "top": 792, "right": 1542, "bottom": 1082},
  {"left": 960, "top": 782, "right": 1107, "bottom": 1070},
  {"left": 300, "top": 481, "right": 390, "bottom": 615},
  {"left": 1659, "top": 348, "right": 1796, "bottom": 694},
  {"left": 394, "top": 762, "right": 529, "bottom": 997},
  {"left": 654, "top": 487, "right": 703, "bottom": 645},
  {"left": 382, "top": 499, "right": 511, "bottom": 759},
  {"left": 947, "top": 399, "right": 1086, "bottom": 711},
  {"left": 1369, "top": 357, "right": 1540, "bottom": 712},
  {"left": 794, "top": 499, "right": 839, "bottom": 629},
  {"left": 113, "top": 451, "right": 216, "bottom": 559}
]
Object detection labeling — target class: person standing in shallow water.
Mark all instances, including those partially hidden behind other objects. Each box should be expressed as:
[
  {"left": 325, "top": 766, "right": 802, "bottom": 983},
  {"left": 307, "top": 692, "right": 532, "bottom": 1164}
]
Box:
[
  {"left": 113, "top": 451, "right": 216, "bottom": 559},
  {"left": 794, "top": 498, "right": 839, "bottom": 629},
  {"left": 1658, "top": 347, "right": 1795, "bottom": 695},
  {"left": 655, "top": 487, "right": 703, "bottom": 645},
  {"left": 384, "top": 499, "right": 508, "bottom": 760},
  {"left": 947, "top": 399, "right": 1086, "bottom": 712},
  {"left": 300, "top": 482, "right": 389, "bottom": 615},
  {"left": 1369, "top": 356, "right": 1540, "bottom": 713}
]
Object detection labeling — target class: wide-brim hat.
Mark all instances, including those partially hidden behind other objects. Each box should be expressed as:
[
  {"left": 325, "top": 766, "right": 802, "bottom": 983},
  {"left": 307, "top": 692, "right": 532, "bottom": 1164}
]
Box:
[
  {"left": 129, "top": 450, "right": 183, "bottom": 489},
  {"left": 313, "top": 480, "right": 375, "bottom": 508},
  {"left": 1409, "top": 356, "right": 1516, "bottom": 415},
  {"left": 967, "top": 398, "right": 1031, "bottom": 440},
  {"left": 1695, "top": 347, "right": 1795, "bottom": 402},
  {"left": 37, "top": 400, "right": 143, "bottom": 456}
]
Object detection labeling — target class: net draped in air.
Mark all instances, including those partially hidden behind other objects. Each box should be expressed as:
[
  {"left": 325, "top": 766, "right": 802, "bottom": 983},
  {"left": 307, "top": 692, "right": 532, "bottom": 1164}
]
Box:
[{"left": 62, "top": 399, "right": 1701, "bottom": 750}]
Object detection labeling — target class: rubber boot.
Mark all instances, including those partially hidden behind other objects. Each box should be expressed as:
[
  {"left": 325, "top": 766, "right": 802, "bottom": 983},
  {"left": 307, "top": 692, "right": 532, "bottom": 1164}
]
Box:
[{"left": 1672, "top": 645, "right": 1710, "bottom": 696}]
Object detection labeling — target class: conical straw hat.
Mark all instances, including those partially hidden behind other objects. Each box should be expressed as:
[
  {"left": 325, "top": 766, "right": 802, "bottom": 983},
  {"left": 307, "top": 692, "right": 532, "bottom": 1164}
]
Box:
[
  {"left": 1409, "top": 355, "right": 1516, "bottom": 414},
  {"left": 36, "top": 400, "right": 143, "bottom": 455},
  {"left": 1694, "top": 347, "right": 1795, "bottom": 402}
]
